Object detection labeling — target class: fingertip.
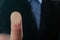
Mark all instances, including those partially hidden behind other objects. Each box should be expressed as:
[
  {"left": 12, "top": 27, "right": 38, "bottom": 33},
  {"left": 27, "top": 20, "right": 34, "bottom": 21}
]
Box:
[
  {"left": 10, "top": 11, "right": 23, "bottom": 40},
  {"left": 10, "top": 11, "right": 22, "bottom": 25}
]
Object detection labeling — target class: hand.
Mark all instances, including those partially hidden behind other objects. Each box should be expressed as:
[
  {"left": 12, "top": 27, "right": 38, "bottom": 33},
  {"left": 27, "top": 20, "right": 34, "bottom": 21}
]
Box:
[
  {"left": 0, "top": 11, "right": 23, "bottom": 40},
  {"left": 10, "top": 11, "right": 23, "bottom": 40}
]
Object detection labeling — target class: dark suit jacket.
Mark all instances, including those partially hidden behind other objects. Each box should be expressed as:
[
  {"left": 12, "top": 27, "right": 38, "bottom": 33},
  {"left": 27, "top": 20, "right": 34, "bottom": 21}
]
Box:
[{"left": 0, "top": 0, "right": 60, "bottom": 40}]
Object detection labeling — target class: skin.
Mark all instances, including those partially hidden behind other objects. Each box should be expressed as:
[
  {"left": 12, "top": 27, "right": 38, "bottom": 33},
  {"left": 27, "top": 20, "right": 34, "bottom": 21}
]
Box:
[{"left": 0, "top": 11, "right": 23, "bottom": 40}]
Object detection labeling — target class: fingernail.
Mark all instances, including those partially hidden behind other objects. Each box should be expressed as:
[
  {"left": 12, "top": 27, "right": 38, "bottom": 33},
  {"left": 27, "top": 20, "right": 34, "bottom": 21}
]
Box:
[{"left": 11, "top": 11, "right": 22, "bottom": 25}]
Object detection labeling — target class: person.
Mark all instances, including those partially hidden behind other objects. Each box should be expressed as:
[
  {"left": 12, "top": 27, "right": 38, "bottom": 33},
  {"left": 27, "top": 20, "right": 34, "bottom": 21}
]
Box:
[{"left": 0, "top": 0, "right": 59, "bottom": 40}]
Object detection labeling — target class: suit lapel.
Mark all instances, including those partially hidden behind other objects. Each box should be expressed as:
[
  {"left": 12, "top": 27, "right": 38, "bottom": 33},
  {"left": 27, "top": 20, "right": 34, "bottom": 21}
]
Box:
[{"left": 39, "top": 0, "right": 47, "bottom": 33}]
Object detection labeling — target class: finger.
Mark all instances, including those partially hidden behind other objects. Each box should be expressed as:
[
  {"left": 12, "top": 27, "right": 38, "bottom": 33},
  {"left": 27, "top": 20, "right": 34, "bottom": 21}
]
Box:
[
  {"left": 10, "top": 11, "right": 23, "bottom": 40},
  {"left": 0, "top": 34, "right": 10, "bottom": 40}
]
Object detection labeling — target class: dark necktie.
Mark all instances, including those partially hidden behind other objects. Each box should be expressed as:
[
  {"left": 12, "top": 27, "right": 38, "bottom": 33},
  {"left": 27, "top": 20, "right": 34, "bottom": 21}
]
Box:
[{"left": 30, "top": 0, "right": 41, "bottom": 31}]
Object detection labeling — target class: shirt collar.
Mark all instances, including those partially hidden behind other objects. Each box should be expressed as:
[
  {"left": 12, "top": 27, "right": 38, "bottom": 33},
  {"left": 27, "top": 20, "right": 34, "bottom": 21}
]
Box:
[
  {"left": 39, "top": 0, "right": 42, "bottom": 4},
  {"left": 28, "top": 0, "right": 42, "bottom": 4}
]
